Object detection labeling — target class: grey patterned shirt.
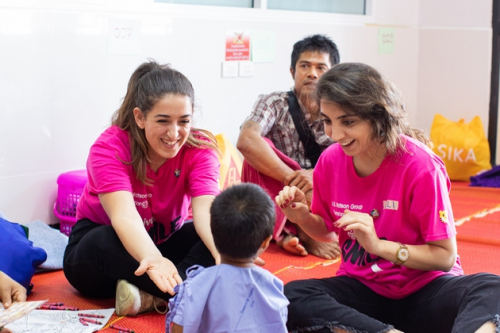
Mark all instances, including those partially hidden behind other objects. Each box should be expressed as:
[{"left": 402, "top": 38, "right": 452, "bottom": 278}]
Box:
[{"left": 244, "top": 91, "right": 333, "bottom": 169}]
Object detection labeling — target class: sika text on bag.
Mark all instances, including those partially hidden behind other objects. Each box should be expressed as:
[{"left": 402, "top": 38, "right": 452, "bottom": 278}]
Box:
[{"left": 430, "top": 114, "right": 491, "bottom": 181}]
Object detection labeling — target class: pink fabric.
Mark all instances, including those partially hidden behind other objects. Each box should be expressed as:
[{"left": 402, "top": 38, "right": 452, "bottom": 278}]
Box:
[
  {"left": 312, "top": 135, "right": 464, "bottom": 299},
  {"left": 241, "top": 137, "right": 302, "bottom": 240},
  {"left": 77, "top": 126, "right": 220, "bottom": 244}
]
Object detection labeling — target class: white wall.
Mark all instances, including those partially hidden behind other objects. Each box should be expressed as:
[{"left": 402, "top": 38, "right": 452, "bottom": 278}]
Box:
[
  {"left": 416, "top": 0, "right": 492, "bottom": 133},
  {"left": 0, "top": 0, "right": 492, "bottom": 224}
]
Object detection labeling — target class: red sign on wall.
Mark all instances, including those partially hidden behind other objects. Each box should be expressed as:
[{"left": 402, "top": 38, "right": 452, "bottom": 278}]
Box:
[{"left": 225, "top": 30, "right": 250, "bottom": 61}]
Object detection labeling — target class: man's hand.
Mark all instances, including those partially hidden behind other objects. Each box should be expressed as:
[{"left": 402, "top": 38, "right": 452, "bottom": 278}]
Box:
[{"left": 284, "top": 169, "right": 313, "bottom": 195}]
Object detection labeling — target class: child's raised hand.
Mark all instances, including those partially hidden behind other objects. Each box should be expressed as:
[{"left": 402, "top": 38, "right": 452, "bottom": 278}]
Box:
[{"left": 275, "top": 186, "right": 310, "bottom": 225}]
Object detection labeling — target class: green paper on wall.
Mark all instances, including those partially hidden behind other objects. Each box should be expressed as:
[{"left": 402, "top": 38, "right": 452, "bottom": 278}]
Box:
[
  {"left": 378, "top": 27, "right": 395, "bottom": 54},
  {"left": 252, "top": 31, "right": 276, "bottom": 62}
]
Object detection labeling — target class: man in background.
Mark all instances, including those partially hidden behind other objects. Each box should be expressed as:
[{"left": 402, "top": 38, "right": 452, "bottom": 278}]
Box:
[{"left": 237, "top": 34, "right": 340, "bottom": 260}]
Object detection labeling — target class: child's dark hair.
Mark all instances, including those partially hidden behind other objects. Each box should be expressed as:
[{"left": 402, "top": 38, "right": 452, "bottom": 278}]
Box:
[
  {"left": 210, "top": 183, "right": 275, "bottom": 259},
  {"left": 291, "top": 34, "right": 340, "bottom": 71}
]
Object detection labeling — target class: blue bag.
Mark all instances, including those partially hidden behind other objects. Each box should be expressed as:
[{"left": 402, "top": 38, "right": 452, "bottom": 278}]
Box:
[
  {"left": 0, "top": 218, "right": 47, "bottom": 294},
  {"left": 470, "top": 165, "right": 500, "bottom": 188}
]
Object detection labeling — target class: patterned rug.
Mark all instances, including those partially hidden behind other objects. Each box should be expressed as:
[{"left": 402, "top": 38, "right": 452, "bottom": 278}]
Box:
[{"left": 25, "top": 181, "right": 500, "bottom": 332}]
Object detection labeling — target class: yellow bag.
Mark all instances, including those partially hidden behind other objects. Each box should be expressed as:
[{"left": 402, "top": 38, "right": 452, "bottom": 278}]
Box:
[
  {"left": 215, "top": 133, "right": 242, "bottom": 190},
  {"left": 430, "top": 114, "right": 491, "bottom": 181}
]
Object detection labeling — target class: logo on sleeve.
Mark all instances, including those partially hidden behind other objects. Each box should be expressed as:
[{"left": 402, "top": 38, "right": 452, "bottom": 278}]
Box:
[{"left": 439, "top": 210, "right": 448, "bottom": 223}]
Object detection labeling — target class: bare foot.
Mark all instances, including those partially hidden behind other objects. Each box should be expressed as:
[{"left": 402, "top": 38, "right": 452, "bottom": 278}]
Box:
[
  {"left": 297, "top": 226, "right": 341, "bottom": 260},
  {"left": 277, "top": 233, "right": 308, "bottom": 256}
]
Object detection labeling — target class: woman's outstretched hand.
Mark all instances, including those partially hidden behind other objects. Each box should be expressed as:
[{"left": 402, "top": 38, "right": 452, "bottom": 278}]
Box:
[
  {"left": 335, "top": 209, "right": 380, "bottom": 254},
  {"left": 275, "top": 186, "right": 310, "bottom": 225},
  {"left": 135, "top": 256, "right": 182, "bottom": 295}
]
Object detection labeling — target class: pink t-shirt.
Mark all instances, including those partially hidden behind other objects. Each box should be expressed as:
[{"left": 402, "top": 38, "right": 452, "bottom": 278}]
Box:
[
  {"left": 311, "top": 135, "right": 463, "bottom": 299},
  {"left": 77, "top": 126, "right": 220, "bottom": 244}
]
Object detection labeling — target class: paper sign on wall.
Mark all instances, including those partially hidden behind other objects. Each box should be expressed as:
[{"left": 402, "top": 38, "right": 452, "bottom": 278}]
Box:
[
  {"left": 378, "top": 27, "right": 395, "bottom": 54},
  {"left": 221, "top": 61, "right": 238, "bottom": 77},
  {"left": 225, "top": 30, "right": 250, "bottom": 61},
  {"left": 251, "top": 30, "right": 275, "bottom": 63},
  {"left": 108, "top": 18, "right": 141, "bottom": 55},
  {"left": 239, "top": 61, "right": 254, "bottom": 77}
]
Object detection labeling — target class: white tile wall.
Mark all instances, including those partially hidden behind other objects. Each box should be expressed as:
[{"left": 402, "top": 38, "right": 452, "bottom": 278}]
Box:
[{"left": 0, "top": 0, "right": 493, "bottom": 224}]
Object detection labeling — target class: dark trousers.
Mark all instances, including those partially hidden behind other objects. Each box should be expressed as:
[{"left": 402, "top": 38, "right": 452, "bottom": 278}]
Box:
[
  {"left": 285, "top": 274, "right": 500, "bottom": 333},
  {"left": 63, "top": 219, "right": 215, "bottom": 300}
]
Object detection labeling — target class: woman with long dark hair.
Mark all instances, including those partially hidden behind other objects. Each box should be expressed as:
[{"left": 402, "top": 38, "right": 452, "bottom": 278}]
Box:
[{"left": 64, "top": 60, "right": 220, "bottom": 317}]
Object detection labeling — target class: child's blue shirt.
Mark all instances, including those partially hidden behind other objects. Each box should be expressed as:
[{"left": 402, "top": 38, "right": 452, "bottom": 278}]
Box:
[{"left": 166, "top": 264, "right": 289, "bottom": 333}]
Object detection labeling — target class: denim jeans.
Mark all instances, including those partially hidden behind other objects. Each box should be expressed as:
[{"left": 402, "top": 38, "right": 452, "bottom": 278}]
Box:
[{"left": 285, "top": 274, "right": 500, "bottom": 333}]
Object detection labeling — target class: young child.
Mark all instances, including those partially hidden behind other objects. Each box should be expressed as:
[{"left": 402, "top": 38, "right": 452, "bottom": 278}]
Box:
[{"left": 166, "top": 183, "right": 289, "bottom": 333}]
